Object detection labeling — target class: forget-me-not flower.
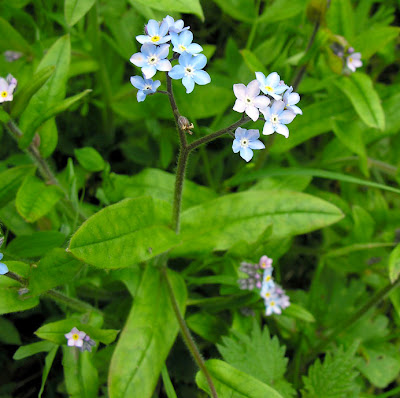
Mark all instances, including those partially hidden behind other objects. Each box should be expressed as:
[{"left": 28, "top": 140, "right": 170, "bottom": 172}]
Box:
[
  {"left": 259, "top": 255, "right": 273, "bottom": 269},
  {"left": 283, "top": 86, "right": 302, "bottom": 115},
  {"left": 168, "top": 53, "right": 210, "bottom": 93},
  {"left": 0, "top": 253, "right": 8, "bottom": 275},
  {"left": 163, "top": 15, "right": 189, "bottom": 34},
  {"left": 65, "top": 327, "right": 86, "bottom": 348},
  {"left": 171, "top": 31, "right": 203, "bottom": 55},
  {"left": 346, "top": 51, "right": 362, "bottom": 72},
  {"left": 256, "top": 72, "right": 288, "bottom": 100},
  {"left": 130, "top": 43, "right": 172, "bottom": 79},
  {"left": 265, "top": 298, "right": 283, "bottom": 316},
  {"left": 232, "top": 127, "right": 265, "bottom": 162},
  {"left": 0, "top": 74, "right": 17, "bottom": 103},
  {"left": 130, "top": 75, "right": 161, "bottom": 102},
  {"left": 261, "top": 100, "right": 296, "bottom": 138},
  {"left": 136, "top": 19, "right": 170, "bottom": 45},
  {"left": 261, "top": 267, "right": 275, "bottom": 290},
  {"left": 233, "top": 80, "right": 270, "bottom": 122}
]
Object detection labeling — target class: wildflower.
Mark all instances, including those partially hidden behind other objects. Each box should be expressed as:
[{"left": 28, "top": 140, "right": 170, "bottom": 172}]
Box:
[
  {"left": 79, "top": 335, "right": 96, "bottom": 352},
  {"left": 256, "top": 72, "right": 288, "bottom": 100},
  {"left": 261, "top": 267, "right": 275, "bottom": 290},
  {"left": 130, "top": 75, "right": 161, "bottom": 102},
  {"left": 171, "top": 31, "right": 203, "bottom": 55},
  {"left": 178, "top": 116, "right": 194, "bottom": 134},
  {"left": 4, "top": 51, "right": 23, "bottom": 62},
  {"left": 0, "top": 74, "right": 17, "bottom": 103},
  {"left": 276, "top": 285, "right": 290, "bottom": 309},
  {"left": 259, "top": 255, "right": 273, "bottom": 269},
  {"left": 130, "top": 43, "right": 172, "bottom": 79},
  {"left": 0, "top": 253, "right": 8, "bottom": 275},
  {"left": 232, "top": 127, "right": 265, "bottom": 162},
  {"left": 283, "top": 86, "right": 302, "bottom": 115},
  {"left": 265, "top": 298, "right": 282, "bottom": 316},
  {"left": 346, "top": 50, "right": 362, "bottom": 72},
  {"left": 238, "top": 261, "right": 262, "bottom": 289},
  {"left": 164, "top": 15, "right": 189, "bottom": 34},
  {"left": 168, "top": 53, "right": 210, "bottom": 94},
  {"left": 136, "top": 19, "right": 170, "bottom": 45},
  {"left": 232, "top": 80, "right": 270, "bottom": 122},
  {"left": 261, "top": 100, "right": 296, "bottom": 138},
  {"left": 65, "top": 327, "right": 86, "bottom": 348}
]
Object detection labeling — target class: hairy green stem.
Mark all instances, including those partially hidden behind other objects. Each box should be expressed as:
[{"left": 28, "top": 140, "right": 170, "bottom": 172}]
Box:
[
  {"left": 162, "top": 268, "right": 218, "bottom": 398},
  {"left": 172, "top": 147, "right": 189, "bottom": 233}
]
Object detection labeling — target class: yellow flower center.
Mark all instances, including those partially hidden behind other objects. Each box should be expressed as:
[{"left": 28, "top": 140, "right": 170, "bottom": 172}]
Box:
[
  {"left": 265, "top": 85, "right": 274, "bottom": 92},
  {"left": 178, "top": 44, "right": 186, "bottom": 52},
  {"left": 265, "top": 275, "right": 271, "bottom": 282},
  {"left": 348, "top": 57, "right": 353, "bottom": 62},
  {"left": 265, "top": 292, "right": 271, "bottom": 298},
  {"left": 270, "top": 301, "right": 275, "bottom": 306},
  {"left": 72, "top": 333, "right": 79, "bottom": 340},
  {"left": 151, "top": 35, "right": 160, "bottom": 43},
  {"left": 1, "top": 91, "right": 7, "bottom": 98}
]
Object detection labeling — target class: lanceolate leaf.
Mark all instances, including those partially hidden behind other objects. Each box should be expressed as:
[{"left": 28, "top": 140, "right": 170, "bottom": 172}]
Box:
[
  {"left": 108, "top": 267, "right": 186, "bottom": 398},
  {"left": 65, "top": 0, "right": 96, "bottom": 27},
  {"left": 389, "top": 244, "right": 400, "bottom": 283}
]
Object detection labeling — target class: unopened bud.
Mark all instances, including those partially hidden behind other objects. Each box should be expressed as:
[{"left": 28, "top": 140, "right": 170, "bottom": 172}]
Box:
[{"left": 178, "top": 116, "right": 194, "bottom": 134}]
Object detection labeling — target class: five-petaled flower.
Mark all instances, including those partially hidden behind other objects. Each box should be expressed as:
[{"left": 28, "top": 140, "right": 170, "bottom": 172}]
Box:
[
  {"left": 168, "top": 53, "right": 211, "bottom": 93},
  {"left": 256, "top": 72, "right": 288, "bottom": 100},
  {"left": 261, "top": 100, "right": 296, "bottom": 138},
  {"left": 163, "top": 15, "right": 189, "bottom": 34},
  {"left": 130, "top": 75, "right": 161, "bottom": 102},
  {"left": 0, "top": 253, "right": 8, "bottom": 275},
  {"left": 283, "top": 86, "right": 302, "bottom": 115},
  {"left": 259, "top": 255, "right": 273, "bottom": 269},
  {"left": 171, "top": 31, "right": 203, "bottom": 55},
  {"left": 232, "top": 80, "right": 270, "bottom": 122},
  {"left": 65, "top": 327, "right": 86, "bottom": 348},
  {"left": 346, "top": 51, "right": 362, "bottom": 72},
  {"left": 0, "top": 74, "right": 17, "bottom": 103},
  {"left": 136, "top": 19, "right": 170, "bottom": 45},
  {"left": 130, "top": 43, "right": 172, "bottom": 79},
  {"left": 265, "top": 298, "right": 283, "bottom": 316},
  {"left": 232, "top": 127, "right": 265, "bottom": 162}
]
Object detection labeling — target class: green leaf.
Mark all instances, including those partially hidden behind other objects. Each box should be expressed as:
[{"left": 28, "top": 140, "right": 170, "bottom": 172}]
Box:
[
  {"left": 39, "top": 346, "right": 58, "bottom": 398},
  {"left": 211, "top": 0, "right": 255, "bottom": 22},
  {"left": 240, "top": 49, "right": 267, "bottom": 74},
  {"left": 0, "top": 16, "right": 32, "bottom": 54},
  {"left": 108, "top": 267, "right": 187, "bottom": 398},
  {"left": 35, "top": 318, "right": 119, "bottom": 345},
  {"left": 13, "top": 340, "right": 57, "bottom": 360},
  {"left": 19, "top": 35, "right": 71, "bottom": 148},
  {"left": 161, "top": 365, "right": 178, "bottom": 398},
  {"left": 74, "top": 147, "right": 105, "bottom": 172},
  {"left": 16, "top": 175, "right": 64, "bottom": 222},
  {"left": 259, "top": 0, "right": 305, "bottom": 23},
  {"left": 389, "top": 244, "right": 400, "bottom": 283},
  {"left": 196, "top": 359, "right": 284, "bottom": 398},
  {"left": 0, "top": 165, "right": 36, "bottom": 209},
  {"left": 69, "top": 197, "right": 180, "bottom": 269},
  {"left": 326, "top": 0, "right": 355, "bottom": 40},
  {"left": 6, "top": 231, "right": 66, "bottom": 259},
  {"left": 334, "top": 73, "right": 385, "bottom": 130},
  {"left": 38, "top": 118, "right": 59, "bottom": 158},
  {"left": 28, "top": 249, "right": 82, "bottom": 296},
  {"left": 173, "top": 190, "right": 343, "bottom": 256},
  {"left": 127, "top": 0, "right": 203, "bottom": 20},
  {"left": 0, "top": 107, "right": 10, "bottom": 123},
  {"left": 283, "top": 303, "right": 315, "bottom": 323},
  {"left": 218, "top": 323, "right": 294, "bottom": 397},
  {"left": 187, "top": 311, "right": 229, "bottom": 343},
  {"left": 0, "top": 317, "right": 22, "bottom": 345},
  {"left": 65, "top": 0, "right": 96, "bottom": 26},
  {"left": 302, "top": 344, "right": 360, "bottom": 398}
]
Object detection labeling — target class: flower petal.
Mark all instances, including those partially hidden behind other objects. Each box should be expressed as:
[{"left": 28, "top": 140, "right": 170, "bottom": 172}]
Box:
[
  {"left": 141, "top": 43, "right": 156, "bottom": 57},
  {"left": 141, "top": 65, "right": 157, "bottom": 79},
  {"left": 287, "top": 92, "right": 300, "bottom": 105},
  {"left": 240, "top": 147, "right": 253, "bottom": 162},
  {"left": 180, "top": 30, "right": 193, "bottom": 46},
  {"left": 159, "top": 20, "right": 169, "bottom": 36},
  {"left": 193, "top": 70, "right": 210, "bottom": 85},
  {"left": 255, "top": 72, "right": 267, "bottom": 86},
  {"left": 156, "top": 44, "right": 170, "bottom": 59},
  {"left": 186, "top": 43, "right": 203, "bottom": 54},
  {"left": 233, "top": 84, "right": 246, "bottom": 100},
  {"left": 137, "top": 90, "right": 146, "bottom": 102},
  {"left": 130, "top": 52, "right": 146, "bottom": 67},
  {"left": 235, "top": 127, "right": 245, "bottom": 139},
  {"left": 247, "top": 79, "right": 260, "bottom": 98},
  {"left": 146, "top": 20, "right": 159, "bottom": 37},
  {"left": 248, "top": 139, "right": 265, "bottom": 150},
  {"left": 289, "top": 104, "right": 302, "bottom": 115},
  {"left": 168, "top": 65, "right": 185, "bottom": 79},
  {"left": 192, "top": 54, "right": 207, "bottom": 70},
  {"left": 262, "top": 122, "right": 274, "bottom": 135},
  {"left": 265, "top": 72, "right": 280, "bottom": 87},
  {"left": 0, "top": 263, "right": 8, "bottom": 275},
  {"left": 245, "top": 105, "right": 259, "bottom": 122},
  {"left": 156, "top": 59, "right": 172, "bottom": 72},
  {"left": 182, "top": 75, "right": 195, "bottom": 93},
  {"left": 279, "top": 110, "right": 296, "bottom": 124},
  {"left": 178, "top": 52, "right": 192, "bottom": 67},
  {"left": 136, "top": 35, "right": 150, "bottom": 44},
  {"left": 233, "top": 99, "right": 246, "bottom": 113},
  {"left": 253, "top": 95, "right": 270, "bottom": 110},
  {"left": 275, "top": 123, "right": 289, "bottom": 138},
  {"left": 246, "top": 129, "right": 260, "bottom": 141},
  {"left": 270, "top": 100, "right": 285, "bottom": 114},
  {"left": 130, "top": 76, "right": 145, "bottom": 90},
  {"left": 232, "top": 139, "right": 241, "bottom": 153}
]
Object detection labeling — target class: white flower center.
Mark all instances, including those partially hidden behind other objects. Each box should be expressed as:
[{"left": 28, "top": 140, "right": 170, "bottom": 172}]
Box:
[
  {"left": 240, "top": 138, "right": 249, "bottom": 148},
  {"left": 184, "top": 66, "right": 194, "bottom": 76},
  {"left": 271, "top": 114, "right": 279, "bottom": 124},
  {"left": 178, "top": 44, "right": 186, "bottom": 52},
  {"left": 144, "top": 85, "right": 152, "bottom": 90},
  {"left": 148, "top": 55, "right": 159, "bottom": 65},
  {"left": 245, "top": 96, "right": 252, "bottom": 105}
]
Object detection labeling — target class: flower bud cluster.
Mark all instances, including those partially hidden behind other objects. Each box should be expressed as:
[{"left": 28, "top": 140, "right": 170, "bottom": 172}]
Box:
[
  {"left": 0, "top": 74, "right": 17, "bottom": 103},
  {"left": 232, "top": 72, "right": 302, "bottom": 162},
  {"left": 130, "top": 16, "right": 211, "bottom": 101},
  {"left": 65, "top": 327, "right": 96, "bottom": 352},
  {"left": 238, "top": 255, "right": 290, "bottom": 316}
]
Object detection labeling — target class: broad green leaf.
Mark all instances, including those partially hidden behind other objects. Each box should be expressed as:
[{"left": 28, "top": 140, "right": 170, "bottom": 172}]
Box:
[
  {"left": 0, "top": 16, "right": 32, "bottom": 54},
  {"left": 326, "top": 0, "right": 355, "bottom": 40},
  {"left": 39, "top": 346, "right": 59, "bottom": 398},
  {"left": 65, "top": 0, "right": 96, "bottom": 26},
  {"left": 334, "top": 73, "right": 385, "bottom": 130},
  {"left": 69, "top": 197, "right": 180, "bottom": 269},
  {"left": 6, "top": 231, "right": 66, "bottom": 258},
  {"left": 35, "top": 318, "right": 119, "bottom": 345},
  {"left": 74, "top": 147, "right": 105, "bottom": 172},
  {"left": 38, "top": 118, "right": 59, "bottom": 158},
  {"left": 0, "top": 317, "right": 22, "bottom": 345},
  {"left": 108, "top": 267, "right": 186, "bottom": 398},
  {"left": 14, "top": 341, "right": 57, "bottom": 360},
  {"left": 389, "top": 244, "right": 400, "bottom": 283},
  {"left": 0, "top": 201, "right": 36, "bottom": 236},
  {"left": 28, "top": 249, "right": 82, "bottom": 296},
  {"left": 196, "top": 359, "right": 284, "bottom": 398},
  {"left": 187, "top": 311, "right": 229, "bottom": 343},
  {"left": 211, "top": 0, "right": 255, "bottom": 22},
  {"left": 127, "top": 0, "right": 203, "bottom": 20},
  {"left": 282, "top": 303, "right": 315, "bottom": 323},
  {"left": 259, "top": 0, "right": 305, "bottom": 23},
  {"left": 240, "top": 49, "right": 267, "bottom": 74},
  {"left": 0, "top": 165, "right": 36, "bottom": 209},
  {"left": 0, "top": 107, "right": 10, "bottom": 123},
  {"left": 16, "top": 175, "right": 64, "bottom": 222},
  {"left": 19, "top": 35, "right": 71, "bottom": 148},
  {"left": 173, "top": 190, "right": 343, "bottom": 256}
]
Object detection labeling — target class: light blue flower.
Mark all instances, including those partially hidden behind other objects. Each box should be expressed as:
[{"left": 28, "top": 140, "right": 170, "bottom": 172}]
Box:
[
  {"left": 283, "top": 86, "right": 302, "bottom": 115},
  {"left": 261, "top": 100, "right": 296, "bottom": 138},
  {"left": 136, "top": 19, "right": 171, "bottom": 45},
  {"left": 130, "top": 75, "right": 161, "bottom": 102},
  {"left": 264, "top": 297, "right": 282, "bottom": 316},
  {"left": 0, "top": 253, "right": 8, "bottom": 275},
  {"left": 232, "top": 127, "right": 265, "bottom": 162},
  {"left": 256, "top": 72, "right": 288, "bottom": 100},
  {"left": 261, "top": 267, "right": 275, "bottom": 290},
  {"left": 163, "top": 15, "right": 189, "bottom": 34},
  {"left": 130, "top": 43, "right": 172, "bottom": 79},
  {"left": 168, "top": 53, "right": 211, "bottom": 93},
  {"left": 171, "top": 31, "right": 203, "bottom": 55}
]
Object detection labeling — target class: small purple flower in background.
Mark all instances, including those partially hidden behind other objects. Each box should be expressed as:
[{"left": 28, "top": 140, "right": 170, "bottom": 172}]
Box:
[
  {"left": 168, "top": 53, "right": 210, "bottom": 93},
  {"left": 4, "top": 51, "right": 23, "bottom": 62},
  {"left": 136, "top": 19, "right": 170, "bottom": 45},
  {"left": 232, "top": 80, "right": 270, "bottom": 122},
  {"left": 238, "top": 262, "right": 262, "bottom": 289},
  {"left": 130, "top": 75, "right": 161, "bottom": 102},
  {"left": 232, "top": 127, "right": 265, "bottom": 162},
  {"left": 259, "top": 255, "right": 273, "bottom": 269},
  {"left": 261, "top": 100, "right": 296, "bottom": 138},
  {"left": 0, "top": 74, "right": 17, "bottom": 103},
  {"left": 346, "top": 50, "right": 362, "bottom": 72},
  {"left": 0, "top": 253, "right": 8, "bottom": 275},
  {"left": 65, "top": 327, "right": 86, "bottom": 348},
  {"left": 283, "top": 86, "right": 302, "bottom": 115},
  {"left": 256, "top": 72, "right": 288, "bottom": 100},
  {"left": 164, "top": 15, "right": 189, "bottom": 34},
  {"left": 80, "top": 334, "right": 96, "bottom": 352},
  {"left": 130, "top": 43, "right": 172, "bottom": 79},
  {"left": 171, "top": 31, "right": 203, "bottom": 55}
]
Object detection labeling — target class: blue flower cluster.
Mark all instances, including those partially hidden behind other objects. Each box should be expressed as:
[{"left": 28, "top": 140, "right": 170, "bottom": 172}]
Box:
[
  {"left": 130, "top": 16, "right": 211, "bottom": 101},
  {"left": 232, "top": 72, "right": 302, "bottom": 162},
  {"left": 238, "top": 255, "right": 290, "bottom": 316}
]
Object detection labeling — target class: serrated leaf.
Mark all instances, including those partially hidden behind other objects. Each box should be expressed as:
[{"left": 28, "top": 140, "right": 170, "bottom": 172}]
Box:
[
  {"left": 69, "top": 197, "right": 180, "bottom": 269},
  {"left": 389, "top": 244, "right": 400, "bottom": 283},
  {"left": 65, "top": 0, "right": 96, "bottom": 27}
]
